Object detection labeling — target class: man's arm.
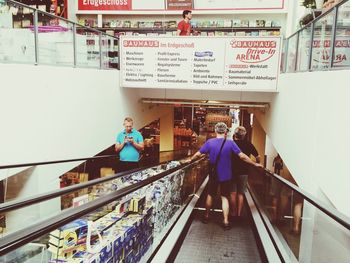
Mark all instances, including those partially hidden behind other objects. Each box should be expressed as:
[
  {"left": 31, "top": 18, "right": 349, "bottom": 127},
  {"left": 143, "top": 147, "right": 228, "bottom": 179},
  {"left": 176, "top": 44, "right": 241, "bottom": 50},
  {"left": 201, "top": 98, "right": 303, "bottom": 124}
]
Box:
[
  {"left": 177, "top": 22, "right": 183, "bottom": 36},
  {"left": 115, "top": 142, "right": 125, "bottom": 152},
  {"left": 255, "top": 155, "right": 261, "bottom": 164},
  {"left": 250, "top": 143, "right": 261, "bottom": 164},
  {"left": 132, "top": 140, "right": 144, "bottom": 151},
  {"left": 115, "top": 134, "right": 125, "bottom": 152},
  {"left": 189, "top": 151, "right": 205, "bottom": 162},
  {"left": 238, "top": 152, "right": 263, "bottom": 168}
]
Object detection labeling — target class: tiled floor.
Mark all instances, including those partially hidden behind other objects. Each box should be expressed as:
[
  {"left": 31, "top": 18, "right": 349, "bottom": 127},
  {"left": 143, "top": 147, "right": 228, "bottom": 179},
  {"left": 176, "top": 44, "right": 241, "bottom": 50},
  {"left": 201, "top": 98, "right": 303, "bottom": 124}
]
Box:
[{"left": 175, "top": 215, "right": 262, "bottom": 263}]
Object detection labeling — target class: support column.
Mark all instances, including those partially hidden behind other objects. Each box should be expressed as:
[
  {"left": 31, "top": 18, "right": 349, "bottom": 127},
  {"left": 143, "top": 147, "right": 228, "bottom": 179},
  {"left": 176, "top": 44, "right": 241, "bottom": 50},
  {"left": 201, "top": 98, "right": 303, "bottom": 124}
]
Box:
[{"left": 160, "top": 107, "right": 174, "bottom": 152}]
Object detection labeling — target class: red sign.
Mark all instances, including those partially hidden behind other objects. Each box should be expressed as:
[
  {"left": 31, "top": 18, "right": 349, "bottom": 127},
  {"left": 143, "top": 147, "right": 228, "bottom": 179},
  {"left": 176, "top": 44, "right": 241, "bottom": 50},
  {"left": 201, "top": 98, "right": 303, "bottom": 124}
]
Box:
[
  {"left": 167, "top": 0, "right": 193, "bottom": 10},
  {"left": 123, "top": 40, "right": 159, "bottom": 48},
  {"left": 78, "top": 0, "right": 132, "bottom": 11}
]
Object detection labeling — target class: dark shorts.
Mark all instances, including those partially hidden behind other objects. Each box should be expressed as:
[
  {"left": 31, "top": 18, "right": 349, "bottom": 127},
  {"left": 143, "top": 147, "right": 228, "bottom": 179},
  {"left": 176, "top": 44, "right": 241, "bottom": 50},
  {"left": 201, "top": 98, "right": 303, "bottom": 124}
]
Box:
[
  {"left": 118, "top": 161, "right": 139, "bottom": 173},
  {"left": 207, "top": 177, "right": 231, "bottom": 197},
  {"left": 231, "top": 174, "right": 248, "bottom": 194}
]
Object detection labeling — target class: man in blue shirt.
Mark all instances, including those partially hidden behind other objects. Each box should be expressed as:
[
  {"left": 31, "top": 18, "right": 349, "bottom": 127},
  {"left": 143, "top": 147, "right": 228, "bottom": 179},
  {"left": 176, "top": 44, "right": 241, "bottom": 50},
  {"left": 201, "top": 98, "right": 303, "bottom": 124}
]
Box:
[
  {"left": 115, "top": 117, "right": 144, "bottom": 172},
  {"left": 187, "top": 122, "right": 262, "bottom": 229}
]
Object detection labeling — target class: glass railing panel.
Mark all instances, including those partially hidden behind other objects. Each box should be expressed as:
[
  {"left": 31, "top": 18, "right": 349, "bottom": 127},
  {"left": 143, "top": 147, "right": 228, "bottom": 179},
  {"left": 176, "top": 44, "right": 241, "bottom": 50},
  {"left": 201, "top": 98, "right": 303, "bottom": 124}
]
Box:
[
  {"left": 311, "top": 10, "right": 336, "bottom": 70},
  {"left": 286, "top": 34, "right": 298, "bottom": 72},
  {"left": 76, "top": 26, "right": 101, "bottom": 68},
  {"left": 302, "top": 200, "right": 350, "bottom": 263},
  {"left": 0, "top": 2, "right": 35, "bottom": 64},
  {"left": 0, "top": 159, "right": 208, "bottom": 263},
  {"left": 36, "top": 12, "right": 74, "bottom": 66},
  {"left": 249, "top": 170, "right": 350, "bottom": 261},
  {"left": 248, "top": 169, "right": 302, "bottom": 260},
  {"left": 297, "top": 25, "right": 312, "bottom": 71},
  {"left": 280, "top": 38, "right": 287, "bottom": 73},
  {"left": 101, "top": 34, "right": 119, "bottom": 69},
  {"left": 333, "top": 0, "right": 350, "bottom": 68}
]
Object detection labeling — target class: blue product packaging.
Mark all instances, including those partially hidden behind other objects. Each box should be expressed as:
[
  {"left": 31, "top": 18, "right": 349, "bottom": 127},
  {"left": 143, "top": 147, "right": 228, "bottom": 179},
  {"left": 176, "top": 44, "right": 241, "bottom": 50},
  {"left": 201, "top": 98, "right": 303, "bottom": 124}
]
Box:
[{"left": 99, "top": 242, "right": 113, "bottom": 263}]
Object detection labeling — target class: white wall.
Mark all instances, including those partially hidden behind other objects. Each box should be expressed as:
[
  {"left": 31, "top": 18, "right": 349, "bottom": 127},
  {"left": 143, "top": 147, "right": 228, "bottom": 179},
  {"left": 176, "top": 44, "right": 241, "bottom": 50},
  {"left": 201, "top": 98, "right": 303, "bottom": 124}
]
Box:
[
  {"left": 0, "top": 64, "right": 172, "bottom": 169},
  {"left": 253, "top": 69, "right": 350, "bottom": 217},
  {"left": 0, "top": 63, "right": 173, "bottom": 233}
]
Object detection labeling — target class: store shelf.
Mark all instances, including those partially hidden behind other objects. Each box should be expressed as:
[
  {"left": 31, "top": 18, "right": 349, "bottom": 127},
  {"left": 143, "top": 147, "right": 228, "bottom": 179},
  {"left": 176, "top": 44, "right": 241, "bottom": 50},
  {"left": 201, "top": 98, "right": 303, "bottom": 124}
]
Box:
[{"left": 97, "top": 26, "right": 280, "bottom": 32}]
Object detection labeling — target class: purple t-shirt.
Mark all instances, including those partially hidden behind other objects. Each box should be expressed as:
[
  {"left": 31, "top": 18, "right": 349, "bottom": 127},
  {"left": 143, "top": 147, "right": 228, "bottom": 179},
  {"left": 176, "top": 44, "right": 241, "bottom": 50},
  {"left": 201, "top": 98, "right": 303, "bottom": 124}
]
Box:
[{"left": 200, "top": 138, "right": 241, "bottom": 182}]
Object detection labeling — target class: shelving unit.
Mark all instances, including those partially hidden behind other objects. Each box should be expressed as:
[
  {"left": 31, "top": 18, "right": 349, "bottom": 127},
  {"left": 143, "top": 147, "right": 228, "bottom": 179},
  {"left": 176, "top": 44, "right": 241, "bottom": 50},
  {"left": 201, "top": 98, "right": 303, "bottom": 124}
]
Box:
[{"left": 95, "top": 26, "right": 281, "bottom": 36}]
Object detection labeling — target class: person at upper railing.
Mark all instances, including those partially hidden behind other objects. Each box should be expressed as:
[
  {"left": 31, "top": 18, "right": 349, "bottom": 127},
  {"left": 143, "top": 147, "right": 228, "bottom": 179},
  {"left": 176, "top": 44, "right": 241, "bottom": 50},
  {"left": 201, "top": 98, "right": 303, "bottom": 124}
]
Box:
[{"left": 177, "top": 10, "right": 192, "bottom": 36}]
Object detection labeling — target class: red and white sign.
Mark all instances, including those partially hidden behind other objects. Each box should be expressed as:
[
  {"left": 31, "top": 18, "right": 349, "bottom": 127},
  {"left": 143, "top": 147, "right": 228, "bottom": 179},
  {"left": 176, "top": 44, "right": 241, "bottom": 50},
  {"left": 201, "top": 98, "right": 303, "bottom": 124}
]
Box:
[
  {"left": 120, "top": 36, "right": 281, "bottom": 91},
  {"left": 78, "top": 0, "right": 132, "bottom": 11}
]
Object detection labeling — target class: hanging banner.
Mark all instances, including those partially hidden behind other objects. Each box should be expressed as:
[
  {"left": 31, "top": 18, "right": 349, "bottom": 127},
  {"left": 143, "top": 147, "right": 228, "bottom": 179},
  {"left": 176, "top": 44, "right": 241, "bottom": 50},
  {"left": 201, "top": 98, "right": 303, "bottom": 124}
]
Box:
[
  {"left": 78, "top": 0, "right": 132, "bottom": 11},
  {"left": 120, "top": 36, "right": 281, "bottom": 91},
  {"left": 167, "top": 0, "right": 193, "bottom": 10}
]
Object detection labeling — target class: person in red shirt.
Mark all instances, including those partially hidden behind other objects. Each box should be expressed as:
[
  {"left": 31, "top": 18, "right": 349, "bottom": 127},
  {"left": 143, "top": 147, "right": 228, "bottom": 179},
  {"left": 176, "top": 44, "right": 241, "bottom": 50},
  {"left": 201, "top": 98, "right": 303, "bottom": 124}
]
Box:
[{"left": 177, "top": 10, "right": 192, "bottom": 36}]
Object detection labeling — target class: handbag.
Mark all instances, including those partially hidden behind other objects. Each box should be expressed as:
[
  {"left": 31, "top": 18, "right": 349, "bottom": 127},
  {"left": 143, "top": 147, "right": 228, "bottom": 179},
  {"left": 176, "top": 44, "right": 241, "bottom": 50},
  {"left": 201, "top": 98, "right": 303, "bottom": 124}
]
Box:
[{"left": 209, "top": 138, "right": 226, "bottom": 181}]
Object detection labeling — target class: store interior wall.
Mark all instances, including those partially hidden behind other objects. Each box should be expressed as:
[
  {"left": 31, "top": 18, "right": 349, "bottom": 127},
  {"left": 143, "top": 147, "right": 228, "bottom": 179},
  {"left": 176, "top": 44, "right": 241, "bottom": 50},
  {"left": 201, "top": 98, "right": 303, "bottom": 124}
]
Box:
[
  {"left": 0, "top": 63, "right": 175, "bottom": 233},
  {"left": 265, "top": 135, "right": 278, "bottom": 171},
  {"left": 251, "top": 115, "right": 266, "bottom": 166},
  {"left": 159, "top": 107, "right": 174, "bottom": 152},
  {"left": 253, "top": 69, "right": 350, "bottom": 217}
]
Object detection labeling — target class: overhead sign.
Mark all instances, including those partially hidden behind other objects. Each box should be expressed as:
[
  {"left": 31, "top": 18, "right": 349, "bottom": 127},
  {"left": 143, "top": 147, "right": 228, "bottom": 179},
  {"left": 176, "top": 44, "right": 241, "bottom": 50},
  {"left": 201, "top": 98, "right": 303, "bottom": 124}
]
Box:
[
  {"left": 78, "top": 0, "right": 132, "bottom": 11},
  {"left": 167, "top": 0, "right": 193, "bottom": 10},
  {"left": 120, "top": 36, "right": 281, "bottom": 91}
]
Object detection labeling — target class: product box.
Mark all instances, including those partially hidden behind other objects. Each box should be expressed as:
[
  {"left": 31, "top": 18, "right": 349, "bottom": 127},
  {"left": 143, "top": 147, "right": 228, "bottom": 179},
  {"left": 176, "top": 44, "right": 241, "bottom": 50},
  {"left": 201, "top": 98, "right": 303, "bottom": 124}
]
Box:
[
  {"left": 123, "top": 251, "right": 136, "bottom": 263},
  {"left": 70, "top": 250, "right": 98, "bottom": 263},
  {"left": 98, "top": 241, "right": 113, "bottom": 263},
  {"left": 49, "top": 219, "right": 88, "bottom": 254},
  {"left": 131, "top": 196, "right": 146, "bottom": 213}
]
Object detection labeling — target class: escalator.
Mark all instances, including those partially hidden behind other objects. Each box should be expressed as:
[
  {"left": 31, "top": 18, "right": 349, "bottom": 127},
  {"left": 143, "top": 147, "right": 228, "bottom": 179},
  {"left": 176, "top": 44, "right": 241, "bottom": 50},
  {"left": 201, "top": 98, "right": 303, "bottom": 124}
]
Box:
[{"left": 0, "top": 155, "right": 349, "bottom": 263}]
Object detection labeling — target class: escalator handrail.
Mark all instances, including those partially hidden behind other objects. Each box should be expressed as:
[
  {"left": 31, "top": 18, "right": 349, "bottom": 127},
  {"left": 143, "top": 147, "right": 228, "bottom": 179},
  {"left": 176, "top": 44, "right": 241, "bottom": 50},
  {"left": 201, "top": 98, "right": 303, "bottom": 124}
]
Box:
[
  {"left": 0, "top": 154, "right": 189, "bottom": 214},
  {"left": 265, "top": 169, "right": 350, "bottom": 230},
  {"left": 0, "top": 149, "right": 188, "bottom": 170},
  {"left": 0, "top": 158, "right": 205, "bottom": 256},
  {"left": 0, "top": 154, "right": 120, "bottom": 170}
]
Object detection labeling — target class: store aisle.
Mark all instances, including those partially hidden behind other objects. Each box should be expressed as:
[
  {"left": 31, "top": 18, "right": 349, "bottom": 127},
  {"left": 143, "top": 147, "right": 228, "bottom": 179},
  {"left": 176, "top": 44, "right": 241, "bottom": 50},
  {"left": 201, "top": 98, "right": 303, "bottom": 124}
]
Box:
[{"left": 174, "top": 213, "right": 262, "bottom": 263}]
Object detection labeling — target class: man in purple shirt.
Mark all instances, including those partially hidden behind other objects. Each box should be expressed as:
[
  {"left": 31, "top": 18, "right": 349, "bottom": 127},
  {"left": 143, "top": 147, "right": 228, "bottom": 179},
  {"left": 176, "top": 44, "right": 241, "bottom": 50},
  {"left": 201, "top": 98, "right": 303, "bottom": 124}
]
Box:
[{"left": 187, "top": 122, "right": 262, "bottom": 229}]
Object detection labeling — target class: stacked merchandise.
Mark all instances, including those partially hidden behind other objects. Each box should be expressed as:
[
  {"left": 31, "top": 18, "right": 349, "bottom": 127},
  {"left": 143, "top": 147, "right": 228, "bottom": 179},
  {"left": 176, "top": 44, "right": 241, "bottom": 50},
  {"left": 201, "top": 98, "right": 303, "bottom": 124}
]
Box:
[
  {"left": 147, "top": 170, "right": 185, "bottom": 235},
  {"left": 49, "top": 161, "right": 186, "bottom": 263},
  {"left": 49, "top": 200, "right": 153, "bottom": 263},
  {"left": 93, "top": 18, "right": 280, "bottom": 37},
  {"left": 60, "top": 172, "right": 89, "bottom": 210}
]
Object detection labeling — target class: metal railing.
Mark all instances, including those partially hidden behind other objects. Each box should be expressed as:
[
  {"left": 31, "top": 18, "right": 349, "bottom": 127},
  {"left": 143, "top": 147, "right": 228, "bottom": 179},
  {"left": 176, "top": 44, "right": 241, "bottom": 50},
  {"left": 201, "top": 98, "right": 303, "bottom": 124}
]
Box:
[
  {"left": 0, "top": 157, "right": 207, "bottom": 257},
  {"left": 0, "top": 0, "right": 119, "bottom": 69},
  {"left": 282, "top": 0, "right": 350, "bottom": 73}
]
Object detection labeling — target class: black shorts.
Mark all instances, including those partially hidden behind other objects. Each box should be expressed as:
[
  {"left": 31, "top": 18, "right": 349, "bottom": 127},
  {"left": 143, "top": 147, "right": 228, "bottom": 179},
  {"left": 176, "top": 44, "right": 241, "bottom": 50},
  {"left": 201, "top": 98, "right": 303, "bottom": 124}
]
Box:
[
  {"left": 207, "top": 177, "right": 231, "bottom": 197},
  {"left": 118, "top": 161, "right": 139, "bottom": 172},
  {"left": 231, "top": 174, "right": 248, "bottom": 193}
]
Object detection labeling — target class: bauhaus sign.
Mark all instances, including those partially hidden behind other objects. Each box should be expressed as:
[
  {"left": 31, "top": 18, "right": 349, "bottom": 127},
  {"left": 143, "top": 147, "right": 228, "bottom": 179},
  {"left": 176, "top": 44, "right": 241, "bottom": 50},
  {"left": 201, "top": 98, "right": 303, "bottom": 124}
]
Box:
[{"left": 120, "top": 36, "right": 281, "bottom": 91}]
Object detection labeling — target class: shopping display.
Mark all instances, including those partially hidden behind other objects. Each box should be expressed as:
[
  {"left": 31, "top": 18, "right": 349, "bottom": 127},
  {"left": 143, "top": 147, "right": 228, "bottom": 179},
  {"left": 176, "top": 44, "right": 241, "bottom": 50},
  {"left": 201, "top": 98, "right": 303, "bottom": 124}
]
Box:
[{"left": 47, "top": 160, "right": 206, "bottom": 263}]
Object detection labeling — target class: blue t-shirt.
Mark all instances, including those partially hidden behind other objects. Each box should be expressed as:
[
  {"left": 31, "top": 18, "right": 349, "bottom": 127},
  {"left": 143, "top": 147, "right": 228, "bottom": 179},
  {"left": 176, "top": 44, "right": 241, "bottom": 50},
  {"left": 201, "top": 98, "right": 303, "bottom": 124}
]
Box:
[
  {"left": 200, "top": 138, "right": 241, "bottom": 182},
  {"left": 116, "top": 129, "right": 144, "bottom": 162}
]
